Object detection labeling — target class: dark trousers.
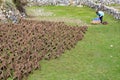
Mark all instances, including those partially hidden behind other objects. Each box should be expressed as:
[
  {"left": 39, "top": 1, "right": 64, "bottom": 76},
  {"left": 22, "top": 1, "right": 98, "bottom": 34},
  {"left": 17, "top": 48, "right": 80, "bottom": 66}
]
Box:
[{"left": 99, "top": 16, "right": 103, "bottom": 23}]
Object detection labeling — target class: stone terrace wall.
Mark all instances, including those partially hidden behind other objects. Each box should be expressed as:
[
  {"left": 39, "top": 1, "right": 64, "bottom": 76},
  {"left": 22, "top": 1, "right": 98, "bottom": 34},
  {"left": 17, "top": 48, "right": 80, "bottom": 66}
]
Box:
[
  {"left": 0, "top": 0, "right": 27, "bottom": 23},
  {"left": 0, "top": 1, "right": 20, "bottom": 23},
  {"left": 82, "top": 0, "right": 120, "bottom": 19},
  {"left": 27, "top": 0, "right": 120, "bottom": 5}
]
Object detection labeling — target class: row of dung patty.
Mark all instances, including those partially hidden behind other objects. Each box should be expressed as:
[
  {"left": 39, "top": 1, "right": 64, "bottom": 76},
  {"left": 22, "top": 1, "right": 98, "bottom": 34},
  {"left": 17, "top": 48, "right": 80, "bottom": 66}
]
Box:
[{"left": 0, "top": 19, "right": 88, "bottom": 80}]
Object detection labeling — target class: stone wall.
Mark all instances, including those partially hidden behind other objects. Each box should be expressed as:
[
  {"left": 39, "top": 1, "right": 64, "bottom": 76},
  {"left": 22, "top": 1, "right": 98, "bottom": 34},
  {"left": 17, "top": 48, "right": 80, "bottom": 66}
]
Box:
[
  {"left": 0, "top": 0, "right": 27, "bottom": 23},
  {"left": 0, "top": 1, "right": 20, "bottom": 23},
  {"left": 82, "top": 0, "right": 120, "bottom": 19},
  {"left": 27, "top": 0, "right": 120, "bottom": 5}
]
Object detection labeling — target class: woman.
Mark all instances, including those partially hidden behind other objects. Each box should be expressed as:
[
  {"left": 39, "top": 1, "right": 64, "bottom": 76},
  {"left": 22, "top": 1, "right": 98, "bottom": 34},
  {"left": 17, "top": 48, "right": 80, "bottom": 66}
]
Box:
[{"left": 96, "top": 10, "right": 104, "bottom": 23}]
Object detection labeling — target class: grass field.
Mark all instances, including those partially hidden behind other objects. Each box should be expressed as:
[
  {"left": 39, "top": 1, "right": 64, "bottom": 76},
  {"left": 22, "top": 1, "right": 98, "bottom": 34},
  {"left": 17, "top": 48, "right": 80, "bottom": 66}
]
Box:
[{"left": 9, "top": 6, "right": 120, "bottom": 80}]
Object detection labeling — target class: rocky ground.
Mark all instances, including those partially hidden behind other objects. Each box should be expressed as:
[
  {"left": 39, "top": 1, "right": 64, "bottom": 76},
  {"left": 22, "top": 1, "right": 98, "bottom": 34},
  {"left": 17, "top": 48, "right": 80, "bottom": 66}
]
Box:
[{"left": 0, "top": 0, "right": 27, "bottom": 23}]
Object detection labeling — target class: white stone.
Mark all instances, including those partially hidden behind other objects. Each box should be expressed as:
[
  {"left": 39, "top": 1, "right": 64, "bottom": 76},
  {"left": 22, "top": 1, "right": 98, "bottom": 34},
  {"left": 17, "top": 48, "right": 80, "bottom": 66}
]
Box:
[{"left": 110, "top": 45, "right": 113, "bottom": 47}]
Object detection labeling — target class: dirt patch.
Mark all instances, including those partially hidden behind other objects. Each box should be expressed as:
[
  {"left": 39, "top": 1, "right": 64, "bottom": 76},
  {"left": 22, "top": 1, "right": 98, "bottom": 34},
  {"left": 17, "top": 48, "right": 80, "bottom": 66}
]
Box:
[
  {"left": 27, "top": 8, "right": 53, "bottom": 16},
  {"left": 27, "top": 16, "right": 87, "bottom": 26},
  {"left": 27, "top": 8, "right": 87, "bottom": 26}
]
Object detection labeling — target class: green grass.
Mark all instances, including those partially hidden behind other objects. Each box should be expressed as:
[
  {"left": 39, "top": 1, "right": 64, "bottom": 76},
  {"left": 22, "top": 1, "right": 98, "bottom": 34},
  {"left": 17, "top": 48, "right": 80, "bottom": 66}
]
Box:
[
  {"left": 27, "top": 6, "right": 96, "bottom": 23},
  {"left": 10, "top": 6, "right": 120, "bottom": 80}
]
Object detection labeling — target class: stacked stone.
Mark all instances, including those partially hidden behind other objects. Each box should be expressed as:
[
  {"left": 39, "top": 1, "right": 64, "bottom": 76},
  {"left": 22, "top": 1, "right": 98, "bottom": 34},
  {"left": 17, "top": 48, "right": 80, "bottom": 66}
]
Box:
[
  {"left": 0, "top": 0, "right": 28, "bottom": 23},
  {"left": 0, "top": 1, "right": 21, "bottom": 23},
  {"left": 0, "top": 8, "right": 6, "bottom": 22},
  {"left": 102, "top": 5, "right": 120, "bottom": 19},
  {"left": 27, "top": 0, "right": 120, "bottom": 5},
  {"left": 80, "top": 0, "right": 120, "bottom": 19}
]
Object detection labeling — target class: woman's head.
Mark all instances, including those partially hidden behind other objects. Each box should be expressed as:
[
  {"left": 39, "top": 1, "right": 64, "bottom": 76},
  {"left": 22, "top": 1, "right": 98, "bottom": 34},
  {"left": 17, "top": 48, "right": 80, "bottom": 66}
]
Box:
[{"left": 96, "top": 10, "right": 99, "bottom": 15}]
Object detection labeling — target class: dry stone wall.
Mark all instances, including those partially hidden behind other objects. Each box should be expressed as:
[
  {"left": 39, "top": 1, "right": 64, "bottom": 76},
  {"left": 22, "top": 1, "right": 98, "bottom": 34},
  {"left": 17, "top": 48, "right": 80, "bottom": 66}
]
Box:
[
  {"left": 27, "top": 0, "right": 120, "bottom": 5},
  {"left": 0, "top": 1, "right": 21, "bottom": 23},
  {"left": 82, "top": 0, "right": 120, "bottom": 19},
  {"left": 0, "top": 0, "right": 27, "bottom": 23}
]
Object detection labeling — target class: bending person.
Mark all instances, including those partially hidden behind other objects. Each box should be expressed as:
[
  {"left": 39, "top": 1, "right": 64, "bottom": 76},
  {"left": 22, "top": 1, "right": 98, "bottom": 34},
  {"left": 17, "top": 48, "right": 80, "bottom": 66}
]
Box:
[{"left": 96, "top": 10, "right": 104, "bottom": 23}]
